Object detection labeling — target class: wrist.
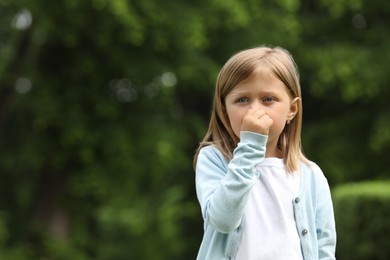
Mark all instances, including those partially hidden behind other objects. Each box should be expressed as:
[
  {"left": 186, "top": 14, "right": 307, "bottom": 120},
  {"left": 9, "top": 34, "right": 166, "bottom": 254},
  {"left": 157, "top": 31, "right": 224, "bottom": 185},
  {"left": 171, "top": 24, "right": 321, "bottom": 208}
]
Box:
[{"left": 239, "top": 131, "right": 268, "bottom": 145}]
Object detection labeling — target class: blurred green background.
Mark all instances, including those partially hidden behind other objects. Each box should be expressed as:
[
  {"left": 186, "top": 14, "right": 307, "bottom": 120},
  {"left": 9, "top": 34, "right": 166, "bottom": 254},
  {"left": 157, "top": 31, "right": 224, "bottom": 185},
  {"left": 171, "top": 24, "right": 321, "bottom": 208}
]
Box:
[{"left": 0, "top": 0, "right": 389, "bottom": 259}]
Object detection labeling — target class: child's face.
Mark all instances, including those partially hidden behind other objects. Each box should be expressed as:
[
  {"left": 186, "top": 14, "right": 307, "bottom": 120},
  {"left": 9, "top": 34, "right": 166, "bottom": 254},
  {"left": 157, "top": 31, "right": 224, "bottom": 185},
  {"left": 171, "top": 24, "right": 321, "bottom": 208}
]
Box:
[{"left": 224, "top": 68, "right": 298, "bottom": 157}]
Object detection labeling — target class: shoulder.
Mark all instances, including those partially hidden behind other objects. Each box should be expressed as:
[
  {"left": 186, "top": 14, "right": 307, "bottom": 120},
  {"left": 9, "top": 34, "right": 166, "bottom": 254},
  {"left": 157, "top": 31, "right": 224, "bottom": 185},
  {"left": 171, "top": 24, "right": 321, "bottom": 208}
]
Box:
[
  {"left": 196, "top": 145, "right": 229, "bottom": 175},
  {"left": 300, "top": 160, "right": 330, "bottom": 188},
  {"left": 198, "top": 145, "right": 226, "bottom": 164},
  {"left": 198, "top": 144, "right": 223, "bottom": 157},
  {"left": 305, "top": 160, "right": 323, "bottom": 174},
  {"left": 299, "top": 160, "right": 333, "bottom": 206},
  {"left": 300, "top": 160, "right": 324, "bottom": 176}
]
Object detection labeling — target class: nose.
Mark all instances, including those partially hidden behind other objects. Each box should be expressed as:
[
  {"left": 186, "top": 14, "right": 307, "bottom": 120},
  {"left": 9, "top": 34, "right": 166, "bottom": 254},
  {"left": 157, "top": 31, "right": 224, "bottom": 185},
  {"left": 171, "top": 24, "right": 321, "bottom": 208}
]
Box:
[{"left": 251, "top": 99, "right": 264, "bottom": 110}]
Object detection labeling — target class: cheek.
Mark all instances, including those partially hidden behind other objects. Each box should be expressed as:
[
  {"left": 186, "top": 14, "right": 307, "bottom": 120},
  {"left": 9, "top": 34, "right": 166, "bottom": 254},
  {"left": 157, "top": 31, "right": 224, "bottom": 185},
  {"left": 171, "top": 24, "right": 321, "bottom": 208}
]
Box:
[
  {"left": 226, "top": 108, "right": 244, "bottom": 132},
  {"left": 268, "top": 111, "right": 288, "bottom": 131},
  {"left": 227, "top": 107, "right": 241, "bottom": 122}
]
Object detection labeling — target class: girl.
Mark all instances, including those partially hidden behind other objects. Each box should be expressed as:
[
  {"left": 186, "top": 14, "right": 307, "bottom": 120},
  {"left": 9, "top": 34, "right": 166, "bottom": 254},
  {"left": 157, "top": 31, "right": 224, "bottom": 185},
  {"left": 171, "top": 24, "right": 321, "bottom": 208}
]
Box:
[{"left": 194, "top": 46, "right": 336, "bottom": 259}]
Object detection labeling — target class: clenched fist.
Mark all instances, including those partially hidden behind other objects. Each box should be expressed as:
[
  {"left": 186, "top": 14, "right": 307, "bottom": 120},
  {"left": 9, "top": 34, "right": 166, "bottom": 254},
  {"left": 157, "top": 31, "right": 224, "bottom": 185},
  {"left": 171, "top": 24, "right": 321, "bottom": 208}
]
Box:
[{"left": 240, "top": 107, "right": 273, "bottom": 135}]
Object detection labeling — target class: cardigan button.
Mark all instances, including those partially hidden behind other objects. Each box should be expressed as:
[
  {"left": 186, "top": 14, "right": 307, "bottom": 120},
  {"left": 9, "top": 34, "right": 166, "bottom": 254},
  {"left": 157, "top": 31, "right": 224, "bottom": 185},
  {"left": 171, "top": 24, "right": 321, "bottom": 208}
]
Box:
[
  {"left": 294, "top": 197, "right": 300, "bottom": 203},
  {"left": 302, "top": 229, "right": 308, "bottom": 236}
]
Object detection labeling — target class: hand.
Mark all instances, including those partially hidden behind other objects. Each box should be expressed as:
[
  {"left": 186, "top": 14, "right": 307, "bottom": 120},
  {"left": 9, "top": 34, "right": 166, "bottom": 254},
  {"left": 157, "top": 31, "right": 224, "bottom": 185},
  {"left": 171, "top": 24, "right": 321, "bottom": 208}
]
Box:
[{"left": 240, "top": 107, "right": 273, "bottom": 135}]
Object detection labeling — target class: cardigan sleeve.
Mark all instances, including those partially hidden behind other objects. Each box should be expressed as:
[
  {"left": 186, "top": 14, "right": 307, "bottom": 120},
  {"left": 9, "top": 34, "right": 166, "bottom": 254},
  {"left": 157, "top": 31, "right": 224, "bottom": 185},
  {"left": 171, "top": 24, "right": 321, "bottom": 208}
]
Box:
[
  {"left": 195, "top": 131, "right": 267, "bottom": 233},
  {"left": 314, "top": 164, "right": 337, "bottom": 260}
]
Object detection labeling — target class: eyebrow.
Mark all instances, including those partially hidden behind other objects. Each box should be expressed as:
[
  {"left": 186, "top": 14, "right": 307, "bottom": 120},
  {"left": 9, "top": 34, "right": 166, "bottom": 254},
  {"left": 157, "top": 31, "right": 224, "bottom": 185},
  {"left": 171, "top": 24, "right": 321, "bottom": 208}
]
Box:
[{"left": 229, "top": 89, "right": 279, "bottom": 97}]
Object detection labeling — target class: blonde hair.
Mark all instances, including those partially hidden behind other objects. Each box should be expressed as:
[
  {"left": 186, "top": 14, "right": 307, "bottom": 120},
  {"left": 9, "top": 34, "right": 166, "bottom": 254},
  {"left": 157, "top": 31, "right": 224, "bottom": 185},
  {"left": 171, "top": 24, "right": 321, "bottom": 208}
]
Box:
[{"left": 194, "top": 45, "right": 309, "bottom": 172}]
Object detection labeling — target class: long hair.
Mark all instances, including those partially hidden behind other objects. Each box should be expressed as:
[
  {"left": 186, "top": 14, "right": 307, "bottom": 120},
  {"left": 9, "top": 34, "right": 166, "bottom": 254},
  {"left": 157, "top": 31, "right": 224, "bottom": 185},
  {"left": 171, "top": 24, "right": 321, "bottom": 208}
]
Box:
[{"left": 193, "top": 45, "right": 309, "bottom": 172}]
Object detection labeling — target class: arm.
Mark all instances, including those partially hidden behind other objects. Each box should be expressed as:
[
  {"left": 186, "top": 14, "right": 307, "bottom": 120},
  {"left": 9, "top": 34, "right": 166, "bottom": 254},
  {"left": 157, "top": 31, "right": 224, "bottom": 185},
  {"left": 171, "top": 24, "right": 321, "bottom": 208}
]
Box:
[
  {"left": 315, "top": 169, "right": 337, "bottom": 259},
  {"left": 195, "top": 131, "right": 267, "bottom": 233}
]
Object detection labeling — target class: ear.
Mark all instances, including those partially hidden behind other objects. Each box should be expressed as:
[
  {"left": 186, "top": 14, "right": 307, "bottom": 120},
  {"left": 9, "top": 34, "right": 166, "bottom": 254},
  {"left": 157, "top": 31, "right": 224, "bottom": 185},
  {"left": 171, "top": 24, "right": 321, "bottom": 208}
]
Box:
[{"left": 288, "top": 97, "right": 299, "bottom": 121}]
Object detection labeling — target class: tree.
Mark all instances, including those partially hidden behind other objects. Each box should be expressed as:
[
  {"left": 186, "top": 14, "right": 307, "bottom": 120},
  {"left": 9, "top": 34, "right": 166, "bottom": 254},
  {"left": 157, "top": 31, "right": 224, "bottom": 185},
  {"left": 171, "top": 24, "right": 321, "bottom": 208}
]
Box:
[{"left": 0, "top": 0, "right": 389, "bottom": 259}]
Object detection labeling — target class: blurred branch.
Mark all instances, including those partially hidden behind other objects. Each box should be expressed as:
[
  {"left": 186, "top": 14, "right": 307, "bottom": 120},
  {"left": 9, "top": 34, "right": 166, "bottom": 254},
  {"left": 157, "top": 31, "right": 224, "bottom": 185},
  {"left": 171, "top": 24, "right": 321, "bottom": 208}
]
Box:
[{"left": 0, "top": 27, "right": 32, "bottom": 142}]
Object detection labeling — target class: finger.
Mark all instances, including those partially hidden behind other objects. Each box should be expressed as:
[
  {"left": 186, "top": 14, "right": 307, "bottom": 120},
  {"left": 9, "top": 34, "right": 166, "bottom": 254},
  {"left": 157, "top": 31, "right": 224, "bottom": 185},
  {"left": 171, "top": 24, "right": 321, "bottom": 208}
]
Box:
[
  {"left": 258, "top": 114, "right": 270, "bottom": 123},
  {"left": 254, "top": 109, "right": 265, "bottom": 119},
  {"left": 247, "top": 107, "right": 257, "bottom": 115},
  {"left": 262, "top": 115, "right": 273, "bottom": 128}
]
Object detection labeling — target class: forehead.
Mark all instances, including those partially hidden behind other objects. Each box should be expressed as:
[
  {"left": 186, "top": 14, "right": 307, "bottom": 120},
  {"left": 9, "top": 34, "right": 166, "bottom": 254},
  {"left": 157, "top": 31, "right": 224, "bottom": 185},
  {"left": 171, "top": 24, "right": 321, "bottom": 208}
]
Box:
[{"left": 230, "top": 67, "right": 287, "bottom": 94}]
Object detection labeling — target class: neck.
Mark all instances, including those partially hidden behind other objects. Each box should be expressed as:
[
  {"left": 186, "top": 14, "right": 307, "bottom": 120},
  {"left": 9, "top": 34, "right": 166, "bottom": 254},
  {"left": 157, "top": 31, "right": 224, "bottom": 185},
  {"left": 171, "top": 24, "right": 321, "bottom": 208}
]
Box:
[{"left": 265, "top": 143, "right": 283, "bottom": 158}]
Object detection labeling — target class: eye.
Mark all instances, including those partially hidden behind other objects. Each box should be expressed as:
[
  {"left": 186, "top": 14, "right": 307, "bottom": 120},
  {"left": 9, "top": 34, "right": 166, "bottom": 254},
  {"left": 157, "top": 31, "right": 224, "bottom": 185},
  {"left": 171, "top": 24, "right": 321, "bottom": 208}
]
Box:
[
  {"left": 263, "top": 96, "right": 275, "bottom": 103},
  {"left": 237, "top": 97, "right": 249, "bottom": 103}
]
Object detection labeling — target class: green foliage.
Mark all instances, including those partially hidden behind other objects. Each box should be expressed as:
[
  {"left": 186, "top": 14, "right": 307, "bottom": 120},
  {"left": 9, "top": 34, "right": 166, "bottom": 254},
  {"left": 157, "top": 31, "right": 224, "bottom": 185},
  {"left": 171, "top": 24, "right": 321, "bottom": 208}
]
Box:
[
  {"left": 333, "top": 181, "right": 390, "bottom": 260},
  {"left": 0, "top": 0, "right": 389, "bottom": 258}
]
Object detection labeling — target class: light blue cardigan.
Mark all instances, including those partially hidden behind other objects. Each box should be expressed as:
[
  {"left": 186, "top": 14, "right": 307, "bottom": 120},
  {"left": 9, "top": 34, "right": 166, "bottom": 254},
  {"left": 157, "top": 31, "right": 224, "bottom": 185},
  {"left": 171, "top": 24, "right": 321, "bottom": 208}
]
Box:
[{"left": 195, "top": 131, "right": 336, "bottom": 259}]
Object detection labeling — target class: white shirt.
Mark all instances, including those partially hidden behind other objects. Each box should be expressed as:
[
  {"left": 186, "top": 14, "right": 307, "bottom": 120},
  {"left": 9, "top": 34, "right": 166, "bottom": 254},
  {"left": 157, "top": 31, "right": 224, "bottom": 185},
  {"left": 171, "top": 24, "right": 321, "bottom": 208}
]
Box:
[{"left": 235, "top": 157, "right": 303, "bottom": 260}]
